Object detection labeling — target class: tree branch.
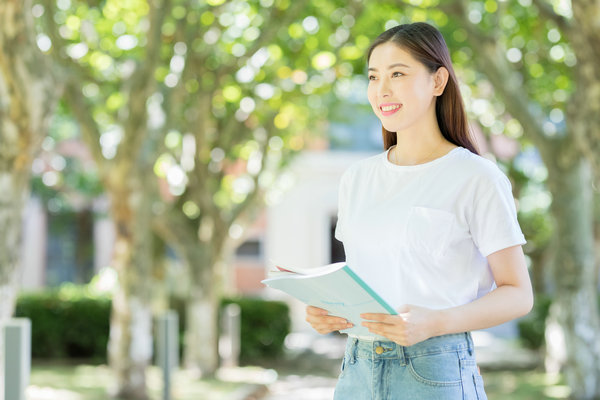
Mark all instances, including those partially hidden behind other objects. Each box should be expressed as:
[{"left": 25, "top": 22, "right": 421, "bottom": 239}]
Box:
[
  {"left": 39, "top": 0, "right": 102, "bottom": 87},
  {"left": 226, "top": 117, "right": 276, "bottom": 228},
  {"left": 119, "top": 0, "right": 169, "bottom": 158},
  {"left": 39, "top": 0, "right": 108, "bottom": 164},
  {"left": 531, "top": 0, "right": 572, "bottom": 33},
  {"left": 159, "top": 16, "right": 191, "bottom": 139},
  {"left": 62, "top": 78, "right": 106, "bottom": 176},
  {"left": 0, "top": 0, "right": 58, "bottom": 169}
]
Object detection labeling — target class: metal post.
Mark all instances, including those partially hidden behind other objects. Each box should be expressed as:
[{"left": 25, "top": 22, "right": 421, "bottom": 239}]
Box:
[
  {"left": 3, "top": 318, "right": 31, "bottom": 400},
  {"left": 219, "top": 303, "right": 241, "bottom": 368},
  {"left": 156, "top": 311, "right": 179, "bottom": 400}
]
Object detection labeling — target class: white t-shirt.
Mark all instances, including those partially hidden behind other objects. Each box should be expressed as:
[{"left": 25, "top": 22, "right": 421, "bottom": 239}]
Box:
[{"left": 335, "top": 146, "right": 526, "bottom": 311}]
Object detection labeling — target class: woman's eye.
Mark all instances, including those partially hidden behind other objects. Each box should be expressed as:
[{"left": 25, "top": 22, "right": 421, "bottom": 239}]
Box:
[
  {"left": 392, "top": 71, "right": 403, "bottom": 77},
  {"left": 368, "top": 75, "right": 377, "bottom": 81}
]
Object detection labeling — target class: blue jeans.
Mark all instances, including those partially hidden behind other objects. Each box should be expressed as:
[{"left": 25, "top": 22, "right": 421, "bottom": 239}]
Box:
[{"left": 334, "top": 332, "right": 487, "bottom": 400}]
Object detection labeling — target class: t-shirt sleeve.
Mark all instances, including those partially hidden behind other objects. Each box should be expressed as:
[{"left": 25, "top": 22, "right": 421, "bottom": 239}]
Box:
[
  {"left": 334, "top": 169, "right": 351, "bottom": 242},
  {"left": 468, "top": 173, "right": 526, "bottom": 257}
]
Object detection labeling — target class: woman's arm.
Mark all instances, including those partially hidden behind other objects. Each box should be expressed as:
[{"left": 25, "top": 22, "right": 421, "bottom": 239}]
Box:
[
  {"left": 362, "top": 245, "right": 533, "bottom": 346},
  {"left": 436, "top": 244, "right": 533, "bottom": 334}
]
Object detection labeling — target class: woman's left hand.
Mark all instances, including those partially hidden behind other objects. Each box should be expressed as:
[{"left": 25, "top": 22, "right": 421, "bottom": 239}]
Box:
[{"left": 361, "top": 304, "right": 442, "bottom": 346}]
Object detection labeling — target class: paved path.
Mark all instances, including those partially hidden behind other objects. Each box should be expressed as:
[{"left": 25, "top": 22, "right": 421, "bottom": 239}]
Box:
[{"left": 260, "top": 375, "right": 338, "bottom": 400}]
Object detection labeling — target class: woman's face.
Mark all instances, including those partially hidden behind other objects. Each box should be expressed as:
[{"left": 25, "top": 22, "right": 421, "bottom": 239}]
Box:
[{"left": 367, "top": 42, "right": 441, "bottom": 134}]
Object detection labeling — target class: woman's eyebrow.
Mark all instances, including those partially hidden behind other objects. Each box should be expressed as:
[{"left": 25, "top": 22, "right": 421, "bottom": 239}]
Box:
[{"left": 368, "top": 63, "right": 410, "bottom": 71}]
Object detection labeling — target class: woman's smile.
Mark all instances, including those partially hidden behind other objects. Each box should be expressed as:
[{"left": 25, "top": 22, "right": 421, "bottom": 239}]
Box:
[{"left": 380, "top": 103, "right": 402, "bottom": 116}]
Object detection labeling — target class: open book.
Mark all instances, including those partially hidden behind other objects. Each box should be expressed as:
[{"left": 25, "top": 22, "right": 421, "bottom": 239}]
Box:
[{"left": 261, "top": 262, "right": 397, "bottom": 337}]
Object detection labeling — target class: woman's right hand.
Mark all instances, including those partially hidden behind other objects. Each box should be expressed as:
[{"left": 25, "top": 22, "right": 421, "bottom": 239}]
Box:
[{"left": 305, "top": 306, "right": 353, "bottom": 334}]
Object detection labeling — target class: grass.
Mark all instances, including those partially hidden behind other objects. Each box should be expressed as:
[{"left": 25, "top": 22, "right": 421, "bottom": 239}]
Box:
[
  {"left": 29, "top": 361, "right": 247, "bottom": 400},
  {"left": 484, "top": 370, "right": 570, "bottom": 400}
]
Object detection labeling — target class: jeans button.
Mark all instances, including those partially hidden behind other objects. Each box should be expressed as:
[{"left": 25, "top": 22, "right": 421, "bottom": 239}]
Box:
[{"left": 375, "top": 346, "right": 384, "bottom": 355}]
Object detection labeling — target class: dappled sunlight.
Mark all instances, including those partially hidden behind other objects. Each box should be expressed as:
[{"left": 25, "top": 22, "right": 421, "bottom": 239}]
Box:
[
  {"left": 73, "top": 365, "right": 113, "bottom": 388},
  {"left": 265, "top": 375, "right": 337, "bottom": 400},
  {"left": 26, "top": 386, "right": 83, "bottom": 400},
  {"left": 28, "top": 364, "right": 112, "bottom": 400},
  {"left": 216, "top": 365, "right": 278, "bottom": 384},
  {"left": 284, "top": 332, "right": 345, "bottom": 359},
  {"left": 30, "top": 363, "right": 256, "bottom": 400},
  {"left": 484, "top": 371, "right": 569, "bottom": 400},
  {"left": 544, "top": 385, "right": 571, "bottom": 399},
  {"left": 542, "top": 373, "right": 570, "bottom": 399}
]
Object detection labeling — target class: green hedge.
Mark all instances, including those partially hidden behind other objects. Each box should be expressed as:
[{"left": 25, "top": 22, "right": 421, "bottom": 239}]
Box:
[
  {"left": 221, "top": 297, "right": 290, "bottom": 362},
  {"left": 517, "top": 294, "right": 552, "bottom": 349},
  {"left": 16, "top": 289, "right": 290, "bottom": 364},
  {"left": 15, "top": 289, "right": 111, "bottom": 361},
  {"left": 170, "top": 296, "right": 291, "bottom": 364}
]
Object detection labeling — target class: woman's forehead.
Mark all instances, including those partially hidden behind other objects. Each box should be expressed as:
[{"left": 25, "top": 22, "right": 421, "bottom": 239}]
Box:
[{"left": 368, "top": 43, "right": 417, "bottom": 69}]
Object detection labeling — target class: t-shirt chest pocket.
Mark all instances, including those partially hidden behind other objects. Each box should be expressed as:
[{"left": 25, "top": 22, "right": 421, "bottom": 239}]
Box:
[{"left": 405, "top": 206, "right": 456, "bottom": 259}]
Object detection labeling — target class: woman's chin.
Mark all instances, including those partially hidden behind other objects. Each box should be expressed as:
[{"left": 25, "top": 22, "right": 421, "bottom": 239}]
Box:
[{"left": 381, "top": 123, "right": 398, "bottom": 133}]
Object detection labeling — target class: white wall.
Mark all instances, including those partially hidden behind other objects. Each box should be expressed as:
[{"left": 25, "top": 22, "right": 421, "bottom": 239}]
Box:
[
  {"left": 93, "top": 218, "right": 115, "bottom": 273},
  {"left": 93, "top": 196, "right": 115, "bottom": 273}
]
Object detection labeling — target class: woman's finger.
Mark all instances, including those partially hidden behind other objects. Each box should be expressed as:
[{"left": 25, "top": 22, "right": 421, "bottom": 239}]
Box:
[{"left": 306, "top": 306, "right": 328, "bottom": 315}]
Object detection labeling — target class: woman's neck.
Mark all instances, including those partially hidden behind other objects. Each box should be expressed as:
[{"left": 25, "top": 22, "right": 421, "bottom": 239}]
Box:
[{"left": 390, "top": 127, "right": 454, "bottom": 166}]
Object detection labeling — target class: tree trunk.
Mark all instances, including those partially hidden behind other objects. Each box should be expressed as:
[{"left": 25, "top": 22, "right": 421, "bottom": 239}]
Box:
[
  {"left": 183, "top": 246, "right": 220, "bottom": 376},
  {"left": 153, "top": 212, "right": 224, "bottom": 376},
  {"left": 567, "top": 1, "right": 600, "bottom": 180},
  {"left": 107, "top": 184, "right": 155, "bottom": 399},
  {"left": 184, "top": 282, "right": 219, "bottom": 376},
  {"left": 1, "top": 1, "right": 58, "bottom": 397},
  {"left": 544, "top": 155, "right": 600, "bottom": 399}
]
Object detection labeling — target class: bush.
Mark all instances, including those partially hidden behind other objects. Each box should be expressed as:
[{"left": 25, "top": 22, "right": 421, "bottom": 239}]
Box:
[
  {"left": 15, "top": 287, "right": 111, "bottom": 361},
  {"left": 171, "top": 296, "right": 290, "bottom": 363},
  {"left": 517, "top": 294, "right": 552, "bottom": 349},
  {"left": 16, "top": 287, "right": 290, "bottom": 365},
  {"left": 221, "top": 297, "right": 290, "bottom": 363}
]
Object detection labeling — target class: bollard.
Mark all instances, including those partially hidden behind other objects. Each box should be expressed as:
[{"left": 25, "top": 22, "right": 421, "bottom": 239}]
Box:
[
  {"left": 156, "top": 311, "right": 179, "bottom": 400},
  {"left": 3, "top": 318, "right": 31, "bottom": 400},
  {"left": 219, "top": 303, "right": 241, "bottom": 368}
]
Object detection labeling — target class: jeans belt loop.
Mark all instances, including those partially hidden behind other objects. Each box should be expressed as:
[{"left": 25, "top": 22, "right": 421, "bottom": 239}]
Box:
[
  {"left": 351, "top": 338, "right": 359, "bottom": 364},
  {"left": 466, "top": 332, "right": 474, "bottom": 356}
]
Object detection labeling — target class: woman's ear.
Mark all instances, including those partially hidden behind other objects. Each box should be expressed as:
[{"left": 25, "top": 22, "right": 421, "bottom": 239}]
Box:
[{"left": 433, "top": 67, "right": 449, "bottom": 96}]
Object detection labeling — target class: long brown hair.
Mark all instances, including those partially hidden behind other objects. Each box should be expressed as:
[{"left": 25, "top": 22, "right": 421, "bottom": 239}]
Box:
[{"left": 367, "top": 22, "right": 479, "bottom": 155}]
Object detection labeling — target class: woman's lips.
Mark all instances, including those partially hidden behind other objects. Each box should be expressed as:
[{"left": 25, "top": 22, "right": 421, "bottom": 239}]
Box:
[{"left": 380, "top": 103, "right": 402, "bottom": 116}]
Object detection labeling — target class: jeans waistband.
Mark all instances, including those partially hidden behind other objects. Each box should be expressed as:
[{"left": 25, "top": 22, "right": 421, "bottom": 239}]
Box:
[{"left": 346, "top": 332, "right": 474, "bottom": 360}]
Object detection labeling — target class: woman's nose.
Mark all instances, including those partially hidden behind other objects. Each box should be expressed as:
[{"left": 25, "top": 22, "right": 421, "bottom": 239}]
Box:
[{"left": 378, "top": 78, "right": 392, "bottom": 97}]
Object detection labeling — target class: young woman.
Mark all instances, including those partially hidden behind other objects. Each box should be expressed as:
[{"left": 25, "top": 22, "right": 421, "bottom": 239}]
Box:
[{"left": 305, "top": 22, "right": 533, "bottom": 399}]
